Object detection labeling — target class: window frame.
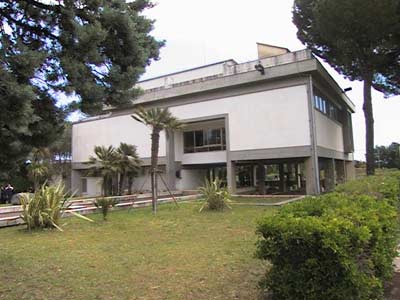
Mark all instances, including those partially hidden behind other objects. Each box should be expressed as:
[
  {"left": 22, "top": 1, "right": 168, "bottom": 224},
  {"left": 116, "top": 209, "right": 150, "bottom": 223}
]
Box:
[{"left": 183, "top": 127, "right": 226, "bottom": 153}]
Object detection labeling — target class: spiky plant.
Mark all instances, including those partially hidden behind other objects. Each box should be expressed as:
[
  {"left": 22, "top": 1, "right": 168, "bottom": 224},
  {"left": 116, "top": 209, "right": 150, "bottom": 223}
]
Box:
[
  {"left": 94, "top": 197, "right": 119, "bottom": 221},
  {"left": 19, "top": 182, "right": 93, "bottom": 231},
  {"left": 199, "top": 178, "right": 231, "bottom": 212},
  {"left": 131, "top": 107, "right": 183, "bottom": 214}
]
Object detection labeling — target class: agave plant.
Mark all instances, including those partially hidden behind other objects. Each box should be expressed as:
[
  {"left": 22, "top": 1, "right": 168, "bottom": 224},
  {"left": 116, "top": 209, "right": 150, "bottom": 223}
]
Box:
[
  {"left": 20, "top": 182, "right": 93, "bottom": 231},
  {"left": 199, "top": 178, "right": 232, "bottom": 212},
  {"left": 94, "top": 197, "right": 119, "bottom": 221}
]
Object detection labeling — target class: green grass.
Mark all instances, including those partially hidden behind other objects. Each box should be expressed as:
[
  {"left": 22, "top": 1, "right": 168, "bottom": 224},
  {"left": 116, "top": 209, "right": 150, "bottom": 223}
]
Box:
[
  {"left": 0, "top": 201, "right": 276, "bottom": 300},
  {"left": 230, "top": 196, "right": 294, "bottom": 204}
]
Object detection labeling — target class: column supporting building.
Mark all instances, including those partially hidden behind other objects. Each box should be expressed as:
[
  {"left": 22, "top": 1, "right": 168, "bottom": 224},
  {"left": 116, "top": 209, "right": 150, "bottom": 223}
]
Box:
[
  {"left": 165, "top": 130, "right": 176, "bottom": 191},
  {"left": 227, "top": 160, "right": 237, "bottom": 193}
]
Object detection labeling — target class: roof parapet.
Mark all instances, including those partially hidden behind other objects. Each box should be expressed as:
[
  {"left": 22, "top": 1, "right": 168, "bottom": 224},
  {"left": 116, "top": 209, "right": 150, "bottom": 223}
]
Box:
[{"left": 140, "top": 49, "right": 313, "bottom": 94}]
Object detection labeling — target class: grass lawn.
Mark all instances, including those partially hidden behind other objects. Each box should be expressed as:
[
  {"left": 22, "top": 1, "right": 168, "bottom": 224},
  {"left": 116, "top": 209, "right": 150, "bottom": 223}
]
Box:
[
  {"left": 230, "top": 196, "right": 294, "bottom": 204},
  {"left": 0, "top": 201, "right": 275, "bottom": 300}
]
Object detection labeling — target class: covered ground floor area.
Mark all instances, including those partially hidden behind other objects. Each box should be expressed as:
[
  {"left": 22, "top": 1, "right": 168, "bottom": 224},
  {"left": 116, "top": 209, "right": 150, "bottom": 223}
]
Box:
[
  {"left": 173, "top": 156, "right": 355, "bottom": 196},
  {"left": 71, "top": 155, "right": 355, "bottom": 197}
]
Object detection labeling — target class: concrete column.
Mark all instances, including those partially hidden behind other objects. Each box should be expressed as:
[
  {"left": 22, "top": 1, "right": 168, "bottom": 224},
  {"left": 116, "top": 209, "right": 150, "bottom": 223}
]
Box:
[
  {"left": 71, "top": 169, "right": 81, "bottom": 196},
  {"left": 306, "top": 76, "right": 320, "bottom": 195},
  {"left": 296, "top": 164, "right": 301, "bottom": 189},
  {"left": 257, "top": 162, "right": 266, "bottom": 195},
  {"left": 345, "top": 161, "right": 356, "bottom": 181},
  {"left": 227, "top": 160, "right": 237, "bottom": 193},
  {"left": 324, "top": 158, "right": 336, "bottom": 192},
  {"left": 165, "top": 130, "right": 176, "bottom": 190},
  {"left": 305, "top": 157, "right": 319, "bottom": 195},
  {"left": 253, "top": 165, "right": 257, "bottom": 187},
  {"left": 279, "top": 164, "right": 286, "bottom": 192}
]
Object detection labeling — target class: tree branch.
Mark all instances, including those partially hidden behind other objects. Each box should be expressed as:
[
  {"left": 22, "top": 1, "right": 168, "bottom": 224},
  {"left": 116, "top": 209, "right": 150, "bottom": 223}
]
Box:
[
  {"left": 0, "top": 10, "right": 59, "bottom": 40},
  {"left": 22, "top": 0, "right": 61, "bottom": 12}
]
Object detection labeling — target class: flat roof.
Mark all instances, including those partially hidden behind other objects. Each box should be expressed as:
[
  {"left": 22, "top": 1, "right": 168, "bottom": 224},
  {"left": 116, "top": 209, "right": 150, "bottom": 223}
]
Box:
[{"left": 138, "top": 59, "right": 237, "bottom": 83}]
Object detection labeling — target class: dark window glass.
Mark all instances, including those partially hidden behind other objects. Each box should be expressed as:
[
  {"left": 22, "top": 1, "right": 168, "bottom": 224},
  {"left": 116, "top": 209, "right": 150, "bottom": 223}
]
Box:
[
  {"left": 183, "top": 127, "right": 227, "bottom": 153},
  {"left": 207, "top": 128, "right": 221, "bottom": 145},
  {"left": 184, "top": 131, "right": 195, "bottom": 153},
  {"left": 222, "top": 128, "right": 226, "bottom": 147},
  {"left": 194, "top": 130, "right": 204, "bottom": 147}
]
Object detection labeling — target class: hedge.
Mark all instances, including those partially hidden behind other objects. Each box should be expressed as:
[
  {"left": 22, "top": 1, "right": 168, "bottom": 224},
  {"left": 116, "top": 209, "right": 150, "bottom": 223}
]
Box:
[
  {"left": 256, "top": 173, "right": 400, "bottom": 300},
  {"left": 335, "top": 170, "right": 400, "bottom": 207}
]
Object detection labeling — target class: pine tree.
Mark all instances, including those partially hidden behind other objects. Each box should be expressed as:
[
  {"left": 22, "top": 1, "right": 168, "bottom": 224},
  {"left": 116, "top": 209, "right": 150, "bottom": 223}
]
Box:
[
  {"left": 0, "top": 0, "right": 163, "bottom": 179},
  {"left": 293, "top": 0, "right": 400, "bottom": 175}
]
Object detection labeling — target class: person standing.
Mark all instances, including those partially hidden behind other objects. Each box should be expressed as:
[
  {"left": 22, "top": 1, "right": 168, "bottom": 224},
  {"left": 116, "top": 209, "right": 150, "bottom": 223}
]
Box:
[
  {"left": 4, "top": 183, "right": 14, "bottom": 204},
  {"left": 0, "top": 185, "right": 4, "bottom": 204}
]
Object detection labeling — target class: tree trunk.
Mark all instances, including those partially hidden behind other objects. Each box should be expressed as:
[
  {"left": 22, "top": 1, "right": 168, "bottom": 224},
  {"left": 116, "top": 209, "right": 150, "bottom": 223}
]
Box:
[
  {"left": 151, "top": 129, "right": 160, "bottom": 214},
  {"left": 127, "top": 175, "right": 133, "bottom": 195},
  {"left": 363, "top": 75, "right": 375, "bottom": 175},
  {"left": 118, "top": 173, "right": 125, "bottom": 196},
  {"left": 102, "top": 176, "right": 106, "bottom": 196}
]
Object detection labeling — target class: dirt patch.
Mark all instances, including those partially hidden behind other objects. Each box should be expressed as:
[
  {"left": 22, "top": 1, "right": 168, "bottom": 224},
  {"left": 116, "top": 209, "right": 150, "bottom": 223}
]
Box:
[{"left": 385, "top": 272, "right": 400, "bottom": 300}]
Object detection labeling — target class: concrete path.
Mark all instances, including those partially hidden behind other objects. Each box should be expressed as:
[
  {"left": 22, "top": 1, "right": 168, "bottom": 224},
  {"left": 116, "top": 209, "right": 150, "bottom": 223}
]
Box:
[
  {"left": 385, "top": 251, "right": 400, "bottom": 300},
  {"left": 0, "top": 192, "right": 198, "bottom": 228}
]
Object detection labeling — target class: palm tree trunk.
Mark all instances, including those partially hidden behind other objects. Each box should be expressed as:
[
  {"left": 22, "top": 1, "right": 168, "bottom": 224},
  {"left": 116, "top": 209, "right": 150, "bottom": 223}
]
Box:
[
  {"left": 151, "top": 129, "right": 161, "bottom": 214},
  {"left": 363, "top": 74, "right": 375, "bottom": 175},
  {"left": 127, "top": 175, "right": 133, "bottom": 195},
  {"left": 102, "top": 176, "right": 106, "bottom": 196},
  {"left": 34, "top": 175, "right": 39, "bottom": 192},
  {"left": 118, "top": 173, "right": 125, "bottom": 196}
]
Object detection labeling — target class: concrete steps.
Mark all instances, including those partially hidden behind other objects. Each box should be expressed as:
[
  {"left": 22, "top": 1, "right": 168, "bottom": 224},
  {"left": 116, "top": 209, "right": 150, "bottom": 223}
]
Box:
[{"left": 0, "top": 192, "right": 199, "bottom": 228}]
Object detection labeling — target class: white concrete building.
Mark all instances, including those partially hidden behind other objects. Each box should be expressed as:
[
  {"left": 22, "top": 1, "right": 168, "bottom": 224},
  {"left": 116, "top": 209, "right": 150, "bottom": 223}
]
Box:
[{"left": 72, "top": 44, "right": 355, "bottom": 197}]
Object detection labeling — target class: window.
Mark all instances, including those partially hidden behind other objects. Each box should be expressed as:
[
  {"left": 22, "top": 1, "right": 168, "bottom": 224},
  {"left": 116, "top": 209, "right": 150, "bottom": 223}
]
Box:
[
  {"left": 184, "top": 131, "right": 195, "bottom": 153},
  {"left": 183, "top": 128, "right": 226, "bottom": 153},
  {"left": 314, "top": 94, "right": 341, "bottom": 123}
]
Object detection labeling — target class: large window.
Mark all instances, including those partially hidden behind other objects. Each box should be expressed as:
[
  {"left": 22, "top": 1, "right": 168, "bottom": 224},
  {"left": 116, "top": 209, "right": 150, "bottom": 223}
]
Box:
[
  {"left": 314, "top": 94, "right": 341, "bottom": 123},
  {"left": 184, "top": 128, "right": 226, "bottom": 153}
]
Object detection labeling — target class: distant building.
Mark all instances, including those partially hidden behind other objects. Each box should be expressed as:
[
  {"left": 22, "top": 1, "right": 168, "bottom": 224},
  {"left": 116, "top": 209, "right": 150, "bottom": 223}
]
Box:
[{"left": 71, "top": 43, "right": 355, "bottom": 196}]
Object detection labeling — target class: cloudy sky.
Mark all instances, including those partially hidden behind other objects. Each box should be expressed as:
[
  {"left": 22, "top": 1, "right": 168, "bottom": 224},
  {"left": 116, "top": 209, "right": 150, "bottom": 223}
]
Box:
[{"left": 140, "top": 0, "right": 400, "bottom": 161}]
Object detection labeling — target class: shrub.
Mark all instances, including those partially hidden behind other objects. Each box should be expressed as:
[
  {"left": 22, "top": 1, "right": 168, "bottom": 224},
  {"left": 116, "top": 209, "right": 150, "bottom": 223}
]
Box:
[
  {"left": 20, "top": 183, "right": 93, "bottom": 231},
  {"left": 256, "top": 193, "right": 398, "bottom": 300},
  {"left": 335, "top": 170, "right": 400, "bottom": 207},
  {"left": 199, "top": 178, "right": 231, "bottom": 212},
  {"left": 94, "top": 197, "right": 119, "bottom": 220}
]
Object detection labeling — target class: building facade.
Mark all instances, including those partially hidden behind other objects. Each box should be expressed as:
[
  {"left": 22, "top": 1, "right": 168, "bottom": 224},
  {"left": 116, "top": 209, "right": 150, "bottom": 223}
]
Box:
[{"left": 71, "top": 44, "right": 356, "bottom": 196}]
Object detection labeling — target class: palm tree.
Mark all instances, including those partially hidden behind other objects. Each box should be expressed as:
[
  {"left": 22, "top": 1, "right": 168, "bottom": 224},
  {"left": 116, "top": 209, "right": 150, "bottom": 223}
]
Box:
[
  {"left": 116, "top": 143, "right": 141, "bottom": 195},
  {"left": 87, "top": 146, "right": 119, "bottom": 196},
  {"left": 131, "top": 107, "right": 183, "bottom": 214},
  {"left": 27, "top": 148, "right": 51, "bottom": 191},
  {"left": 27, "top": 162, "right": 49, "bottom": 191}
]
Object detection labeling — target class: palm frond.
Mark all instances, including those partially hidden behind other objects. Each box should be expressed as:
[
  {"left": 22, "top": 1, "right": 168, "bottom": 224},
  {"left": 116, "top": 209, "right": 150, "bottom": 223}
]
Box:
[{"left": 131, "top": 106, "right": 183, "bottom": 131}]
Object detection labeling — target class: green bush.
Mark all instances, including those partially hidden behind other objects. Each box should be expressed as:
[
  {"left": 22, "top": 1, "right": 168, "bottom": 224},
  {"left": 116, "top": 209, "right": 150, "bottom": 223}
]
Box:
[
  {"left": 256, "top": 193, "right": 398, "bottom": 300},
  {"left": 199, "top": 178, "right": 231, "bottom": 212},
  {"left": 335, "top": 170, "right": 400, "bottom": 206},
  {"left": 20, "top": 183, "right": 93, "bottom": 231},
  {"left": 94, "top": 197, "right": 119, "bottom": 220}
]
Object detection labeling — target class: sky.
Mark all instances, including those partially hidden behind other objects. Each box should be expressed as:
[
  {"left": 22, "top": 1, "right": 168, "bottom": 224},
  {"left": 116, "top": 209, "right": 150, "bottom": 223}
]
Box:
[{"left": 136, "top": 0, "right": 400, "bottom": 161}]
